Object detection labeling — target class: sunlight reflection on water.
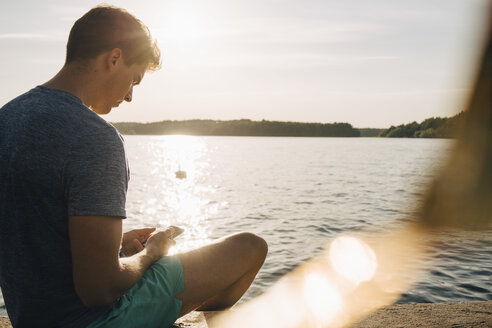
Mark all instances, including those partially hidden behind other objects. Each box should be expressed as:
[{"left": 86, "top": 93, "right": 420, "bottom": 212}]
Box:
[{"left": 126, "top": 135, "right": 216, "bottom": 254}]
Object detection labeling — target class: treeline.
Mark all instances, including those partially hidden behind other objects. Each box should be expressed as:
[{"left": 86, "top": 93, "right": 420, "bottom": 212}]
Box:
[
  {"left": 112, "top": 119, "right": 360, "bottom": 137},
  {"left": 359, "top": 128, "right": 384, "bottom": 137},
  {"left": 378, "top": 112, "right": 463, "bottom": 138}
]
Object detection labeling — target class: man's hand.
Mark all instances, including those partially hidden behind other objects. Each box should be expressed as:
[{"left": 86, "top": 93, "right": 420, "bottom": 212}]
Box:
[
  {"left": 121, "top": 227, "right": 156, "bottom": 256},
  {"left": 144, "top": 227, "right": 176, "bottom": 261}
]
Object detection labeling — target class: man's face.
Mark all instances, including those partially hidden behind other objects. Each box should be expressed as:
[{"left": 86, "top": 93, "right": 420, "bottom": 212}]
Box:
[{"left": 93, "top": 61, "right": 148, "bottom": 115}]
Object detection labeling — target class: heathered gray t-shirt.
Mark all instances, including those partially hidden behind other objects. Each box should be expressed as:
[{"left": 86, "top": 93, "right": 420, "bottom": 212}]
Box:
[{"left": 0, "top": 86, "right": 129, "bottom": 327}]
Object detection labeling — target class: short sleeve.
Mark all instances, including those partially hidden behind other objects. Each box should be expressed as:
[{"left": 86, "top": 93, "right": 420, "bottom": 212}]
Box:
[{"left": 64, "top": 130, "right": 128, "bottom": 217}]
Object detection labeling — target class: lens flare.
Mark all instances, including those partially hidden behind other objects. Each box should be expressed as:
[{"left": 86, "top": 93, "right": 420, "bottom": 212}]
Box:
[
  {"left": 303, "top": 273, "right": 342, "bottom": 325},
  {"left": 329, "top": 236, "right": 377, "bottom": 285}
]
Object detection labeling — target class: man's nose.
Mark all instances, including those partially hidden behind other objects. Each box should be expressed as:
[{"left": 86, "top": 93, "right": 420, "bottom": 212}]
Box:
[{"left": 124, "top": 88, "right": 133, "bottom": 102}]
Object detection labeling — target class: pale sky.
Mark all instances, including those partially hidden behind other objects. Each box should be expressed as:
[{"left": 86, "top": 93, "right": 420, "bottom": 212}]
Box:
[{"left": 0, "top": 0, "right": 489, "bottom": 127}]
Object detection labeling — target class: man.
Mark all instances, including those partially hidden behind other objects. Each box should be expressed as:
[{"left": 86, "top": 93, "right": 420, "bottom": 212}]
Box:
[{"left": 0, "top": 5, "right": 267, "bottom": 328}]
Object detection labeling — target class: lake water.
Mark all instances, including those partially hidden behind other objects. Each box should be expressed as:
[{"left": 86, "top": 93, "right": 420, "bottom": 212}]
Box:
[{"left": 1, "top": 136, "right": 491, "bottom": 316}]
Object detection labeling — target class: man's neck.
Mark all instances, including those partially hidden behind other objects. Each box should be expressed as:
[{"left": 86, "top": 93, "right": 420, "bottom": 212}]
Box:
[{"left": 43, "top": 64, "right": 99, "bottom": 108}]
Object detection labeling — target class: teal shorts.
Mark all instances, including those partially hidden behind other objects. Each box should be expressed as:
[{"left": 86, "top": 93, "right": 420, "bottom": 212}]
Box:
[{"left": 87, "top": 256, "right": 185, "bottom": 328}]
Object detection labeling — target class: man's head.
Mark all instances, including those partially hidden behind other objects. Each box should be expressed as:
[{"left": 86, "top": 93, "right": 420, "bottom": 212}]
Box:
[
  {"left": 65, "top": 5, "right": 160, "bottom": 71},
  {"left": 62, "top": 5, "right": 161, "bottom": 114}
]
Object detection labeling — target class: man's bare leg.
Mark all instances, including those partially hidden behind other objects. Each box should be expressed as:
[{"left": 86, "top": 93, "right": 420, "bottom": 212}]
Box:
[{"left": 176, "top": 232, "right": 267, "bottom": 317}]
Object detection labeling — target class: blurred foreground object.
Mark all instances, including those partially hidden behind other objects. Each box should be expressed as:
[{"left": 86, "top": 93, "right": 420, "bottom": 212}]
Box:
[{"left": 419, "top": 8, "right": 492, "bottom": 228}]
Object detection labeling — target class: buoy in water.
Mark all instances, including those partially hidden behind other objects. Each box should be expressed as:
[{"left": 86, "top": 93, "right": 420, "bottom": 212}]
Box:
[{"left": 175, "top": 170, "right": 187, "bottom": 179}]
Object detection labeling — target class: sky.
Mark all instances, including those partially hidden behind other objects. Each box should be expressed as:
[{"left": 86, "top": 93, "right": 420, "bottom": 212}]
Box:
[{"left": 0, "top": 0, "right": 489, "bottom": 128}]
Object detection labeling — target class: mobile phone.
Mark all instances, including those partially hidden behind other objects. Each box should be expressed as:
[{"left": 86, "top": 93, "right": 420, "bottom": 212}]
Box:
[{"left": 169, "top": 226, "right": 185, "bottom": 239}]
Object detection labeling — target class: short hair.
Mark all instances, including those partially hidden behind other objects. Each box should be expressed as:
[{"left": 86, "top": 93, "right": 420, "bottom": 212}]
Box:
[{"left": 65, "top": 5, "right": 161, "bottom": 71}]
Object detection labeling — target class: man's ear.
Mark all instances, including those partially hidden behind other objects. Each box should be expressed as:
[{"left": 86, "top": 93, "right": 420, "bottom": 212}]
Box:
[{"left": 107, "top": 48, "right": 123, "bottom": 70}]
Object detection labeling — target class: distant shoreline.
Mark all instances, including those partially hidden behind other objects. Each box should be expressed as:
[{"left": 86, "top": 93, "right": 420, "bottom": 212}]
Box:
[
  {"left": 111, "top": 119, "right": 361, "bottom": 137},
  {"left": 111, "top": 114, "right": 460, "bottom": 139}
]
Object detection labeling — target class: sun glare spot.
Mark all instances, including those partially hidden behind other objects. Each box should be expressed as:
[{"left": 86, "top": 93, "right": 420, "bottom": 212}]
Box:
[
  {"left": 303, "top": 273, "right": 342, "bottom": 325},
  {"left": 329, "top": 236, "right": 378, "bottom": 285}
]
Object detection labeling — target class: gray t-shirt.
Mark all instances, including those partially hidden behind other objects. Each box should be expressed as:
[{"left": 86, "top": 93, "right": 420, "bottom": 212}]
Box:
[{"left": 0, "top": 86, "right": 129, "bottom": 327}]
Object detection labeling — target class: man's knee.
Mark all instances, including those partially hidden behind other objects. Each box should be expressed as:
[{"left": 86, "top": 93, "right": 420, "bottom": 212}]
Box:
[{"left": 228, "top": 232, "right": 268, "bottom": 266}]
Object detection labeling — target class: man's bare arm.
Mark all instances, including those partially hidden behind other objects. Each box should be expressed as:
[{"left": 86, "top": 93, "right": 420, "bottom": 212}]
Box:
[{"left": 69, "top": 215, "right": 175, "bottom": 307}]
